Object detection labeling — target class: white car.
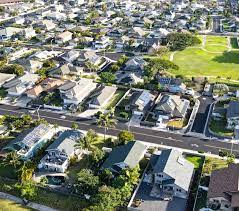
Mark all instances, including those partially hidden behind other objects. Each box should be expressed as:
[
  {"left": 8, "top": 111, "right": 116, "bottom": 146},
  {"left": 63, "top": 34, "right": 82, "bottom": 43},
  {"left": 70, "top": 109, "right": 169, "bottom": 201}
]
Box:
[{"left": 60, "top": 115, "right": 66, "bottom": 119}]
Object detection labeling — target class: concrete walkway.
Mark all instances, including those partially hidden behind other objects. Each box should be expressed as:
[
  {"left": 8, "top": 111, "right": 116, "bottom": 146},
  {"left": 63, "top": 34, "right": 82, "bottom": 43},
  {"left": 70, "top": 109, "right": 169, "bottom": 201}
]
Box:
[{"left": 0, "top": 192, "right": 59, "bottom": 211}]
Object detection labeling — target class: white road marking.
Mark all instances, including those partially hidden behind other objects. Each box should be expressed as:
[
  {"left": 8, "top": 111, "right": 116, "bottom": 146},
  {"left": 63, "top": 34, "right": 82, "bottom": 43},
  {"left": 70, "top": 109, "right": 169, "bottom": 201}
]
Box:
[{"left": 0, "top": 107, "right": 184, "bottom": 143}]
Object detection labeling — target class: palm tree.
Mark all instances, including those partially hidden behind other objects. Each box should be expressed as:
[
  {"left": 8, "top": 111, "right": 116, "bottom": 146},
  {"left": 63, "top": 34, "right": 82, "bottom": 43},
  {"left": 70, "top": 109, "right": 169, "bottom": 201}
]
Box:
[
  {"left": 52, "top": 123, "right": 59, "bottom": 133},
  {"left": 85, "top": 61, "right": 99, "bottom": 72},
  {"left": 96, "top": 110, "right": 117, "bottom": 140},
  {"left": 71, "top": 122, "right": 79, "bottom": 130},
  {"left": 75, "top": 129, "right": 98, "bottom": 154},
  {"left": 3, "top": 151, "right": 21, "bottom": 168}
]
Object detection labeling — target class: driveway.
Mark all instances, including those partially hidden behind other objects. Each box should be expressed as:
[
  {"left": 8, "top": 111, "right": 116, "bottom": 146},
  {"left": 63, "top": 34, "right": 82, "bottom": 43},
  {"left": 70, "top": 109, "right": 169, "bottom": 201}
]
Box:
[
  {"left": 191, "top": 96, "right": 214, "bottom": 134},
  {"left": 131, "top": 182, "right": 187, "bottom": 211},
  {"left": 129, "top": 114, "right": 143, "bottom": 127}
]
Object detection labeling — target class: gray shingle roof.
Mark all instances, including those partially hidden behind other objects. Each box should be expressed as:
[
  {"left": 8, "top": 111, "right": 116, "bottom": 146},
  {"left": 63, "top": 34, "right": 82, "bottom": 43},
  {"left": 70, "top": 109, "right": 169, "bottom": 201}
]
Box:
[
  {"left": 151, "top": 149, "right": 194, "bottom": 191},
  {"left": 102, "top": 141, "right": 146, "bottom": 170},
  {"left": 227, "top": 101, "right": 239, "bottom": 119},
  {"left": 47, "top": 130, "right": 84, "bottom": 156}
]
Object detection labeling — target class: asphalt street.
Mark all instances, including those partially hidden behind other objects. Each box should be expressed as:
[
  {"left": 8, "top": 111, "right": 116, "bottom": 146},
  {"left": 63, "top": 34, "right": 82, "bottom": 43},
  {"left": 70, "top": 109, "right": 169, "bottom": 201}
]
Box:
[{"left": 0, "top": 104, "right": 238, "bottom": 156}]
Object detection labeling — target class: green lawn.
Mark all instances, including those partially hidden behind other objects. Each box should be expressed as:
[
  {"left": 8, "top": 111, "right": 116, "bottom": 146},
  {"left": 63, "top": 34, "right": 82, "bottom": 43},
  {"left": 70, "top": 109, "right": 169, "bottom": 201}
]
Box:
[
  {"left": 205, "top": 36, "right": 228, "bottom": 45},
  {"left": 169, "top": 36, "right": 239, "bottom": 80},
  {"left": 202, "top": 157, "right": 228, "bottom": 174},
  {"left": 204, "top": 45, "right": 228, "bottom": 52},
  {"left": 171, "top": 48, "right": 239, "bottom": 79},
  {"left": 209, "top": 119, "right": 234, "bottom": 137},
  {"left": 0, "top": 199, "right": 33, "bottom": 211},
  {"left": 186, "top": 155, "right": 204, "bottom": 169},
  {"left": 230, "top": 37, "right": 239, "bottom": 49}
]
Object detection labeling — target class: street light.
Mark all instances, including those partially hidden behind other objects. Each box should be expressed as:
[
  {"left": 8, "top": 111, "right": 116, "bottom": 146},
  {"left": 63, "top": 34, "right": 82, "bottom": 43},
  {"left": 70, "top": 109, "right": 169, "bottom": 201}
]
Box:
[
  {"left": 230, "top": 139, "right": 237, "bottom": 155},
  {"left": 36, "top": 105, "right": 42, "bottom": 120}
]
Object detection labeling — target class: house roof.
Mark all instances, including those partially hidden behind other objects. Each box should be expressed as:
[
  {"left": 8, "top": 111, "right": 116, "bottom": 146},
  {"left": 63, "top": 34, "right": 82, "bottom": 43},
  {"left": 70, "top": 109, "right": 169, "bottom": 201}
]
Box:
[
  {"left": 208, "top": 164, "right": 239, "bottom": 201},
  {"left": 231, "top": 192, "right": 239, "bottom": 208},
  {"left": 3, "top": 73, "right": 40, "bottom": 89},
  {"left": 101, "top": 141, "right": 146, "bottom": 170},
  {"left": 0, "top": 73, "right": 15, "bottom": 85},
  {"left": 227, "top": 101, "right": 239, "bottom": 119},
  {"left": 47, "top": 130, "right": 84, "bottom": 156},
  {"left": 57, "top": 31, "right": 73, "bottom": 39},
  {"left": 4, "top": 124, "right": 51, "bottom": 152},
  {"left": 26, "top": 78, "right": 64, "bottom": 97},
  {"left": 155, "top": 94, "right": 189, "bottom": 118},
  {"left": 151, "top": 149, "right": 194, "bottom": 191},
  {"left": 90, "top": 86, "right": 117, "bottom": 106}
]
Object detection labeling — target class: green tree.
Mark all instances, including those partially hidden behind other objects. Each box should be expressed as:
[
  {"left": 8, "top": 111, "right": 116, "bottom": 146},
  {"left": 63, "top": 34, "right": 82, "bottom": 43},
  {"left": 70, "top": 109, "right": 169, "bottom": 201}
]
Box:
[
  {"left": 99, "top": 169, "right": 113, "bottom": 185},
  {"left": 0, "top": 56, "right": 7, "bottom": 68},
  {"left": 153, "top": 46, "right": 169, "bottom": 57},
  {"left": 18, "top": 162, "right": 35, "bottom": 183},
  {"left": 76, "top": 169, "right": 99, "bottom": 195},
  {"left": 110, "top": 64, "right": 120, "bottom": 72},
  {"left": 90, "top": 148, "right": 105, "bottom": 163},
  {"left": 166, "top": 32, "right": 201, "bottom": 51},
  {"left": 97, "top": 110, "right": 117, "bottom": 140},
  {"left": 99, "top": 72, "right": 116, "bottom": 83},
  {"left": 90, "top": 185, "right": 122, "bottom": 210},
  {"left": 17, "top": 182, "right": 37, "bottom": 200},
  {"left": 75, "top": 129, "right": 98, "bottom": 153},
  {"left": 85, "top": 61, "right": 98, "bottom": 72},
  {"left": 0, "top": 64, "right": 24, "bottom": 76},
  {"left": 118, "top": 130, "right": 134, "bottom": 145},
  {"left": 71, "top": 122, "right": 79, "bottom": 130},
  {"left": 3, "top": 151, "right": 21, "bottom": 168}
]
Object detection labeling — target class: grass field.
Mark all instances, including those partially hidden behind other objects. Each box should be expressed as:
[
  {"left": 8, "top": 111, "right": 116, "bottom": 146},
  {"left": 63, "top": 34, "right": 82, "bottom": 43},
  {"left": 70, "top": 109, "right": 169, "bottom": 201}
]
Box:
[
  {"left": 0, "top": 199, "right": 33, "bottom": 211},
  {"left": 186, "top": 155, "right": 204, "bottom": 169},
  {"left": 169, "top": 35, "right": 239, "bottom": 80}
]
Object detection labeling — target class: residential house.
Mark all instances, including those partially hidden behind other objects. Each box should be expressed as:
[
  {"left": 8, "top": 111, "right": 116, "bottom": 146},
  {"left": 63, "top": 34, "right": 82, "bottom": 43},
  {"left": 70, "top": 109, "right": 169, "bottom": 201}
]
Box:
[
  {"left": 14, "top": 16, "right": 25, "bottom": 25},
  {"left": 19, "top": 59, "right": 43, "bottom": 73},
  {"left": 143, "top": 149, "right": 194, "bottom": 199},
  {"left": 89, "top": 85, "right": 117, "bottom": 109},
  {"left": 94, "top": 36, "right": 111, "bottom": 49},
  {"left": 153, "top": 94, "right": 190, "bottom": 120},
  {"left": 158, "top": 77, "right": 187, "bottom": 93},
  {"left": 37, "top": 20, "right": 56, "bottom": 31},
  {"left": 22, "top": 27, "right": 36, "bottom": 39},
  {"left": 118, "top": 72, "right": 144, "bottom": 85},
  {"left": 61, "top": 50, "right": 80, "bottom": 63},
  {"left": 226, "top": 101, "right": 239, "bottom": 129},
  {"left": 125, "top": 90, "right": 155, "bottom": 116},
  {"left": 49, "top": 63, "right": 83, "bottom": 78},
  {"left": 3, "top": 73, "right": 40, "bottom": 96},
  {"left": 38, "top": 130, "right": 84, "bottom": 173},
  {"left": 3, "top": 124, "right": 55, "bottom": 160},
  {"left": 124, "top": 57, "right": 146, "bottom": 72},
  {"left": 56, "top": 31, "right": 73, "bottom": 44},
  {"left": 0, "top": 73, "right": 16, "bottom": 87},
  {"left": 0, "top": 27, "right": 22, "bottom": 40},
  {"left": 58, "top": 78, "right": 97, "bottom": 105},
  {"left": 26, "top": 78, "right": 64, "bottom": 99},
  {"left": 101, "top": 141, "right": 147, "bottom": 173},
  {"left": 207, "top": 163, "right": 239, "bottom": 210},
  {"left": 76, "top": 51, "right": 108, "bottom": 71}
]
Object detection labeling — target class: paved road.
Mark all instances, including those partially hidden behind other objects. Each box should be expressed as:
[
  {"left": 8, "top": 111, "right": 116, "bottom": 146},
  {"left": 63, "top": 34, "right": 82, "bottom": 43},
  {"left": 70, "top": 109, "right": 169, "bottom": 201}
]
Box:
[
  {"left": 191, "top": 96, "right": 214, "bottom": 134},
  {"left": 0, "top": 104, "right": 238, "bottom": 156}
]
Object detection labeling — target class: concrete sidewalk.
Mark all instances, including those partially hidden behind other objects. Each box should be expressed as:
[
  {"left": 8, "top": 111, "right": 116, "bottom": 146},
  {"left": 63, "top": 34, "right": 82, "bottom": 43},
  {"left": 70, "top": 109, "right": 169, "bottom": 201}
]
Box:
[{"left": 0, "top": 192, "right": 59, "bottom": 211}]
